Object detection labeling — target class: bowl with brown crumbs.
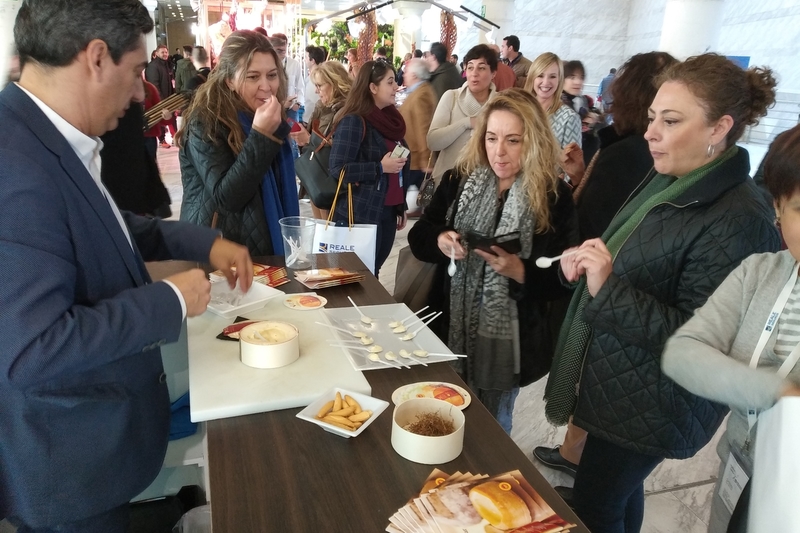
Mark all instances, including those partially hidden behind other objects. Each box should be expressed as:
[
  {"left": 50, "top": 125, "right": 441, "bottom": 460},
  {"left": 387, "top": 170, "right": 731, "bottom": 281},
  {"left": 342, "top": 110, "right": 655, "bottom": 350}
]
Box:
[{"left": 391, "top": 398, "right": 466, "bottom": 464}]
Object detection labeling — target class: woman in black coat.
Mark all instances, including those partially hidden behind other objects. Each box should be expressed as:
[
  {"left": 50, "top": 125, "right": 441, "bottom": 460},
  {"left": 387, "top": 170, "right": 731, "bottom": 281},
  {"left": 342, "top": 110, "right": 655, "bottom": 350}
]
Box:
[
  {"left": 547, "top": 54, "right": 781, "bottom": 533},
  {"left": 409, "top": 89, "right": 579, "bottom": 434},
  {"left": 177, "top": 31, "right": 298, "bottom": 256}
]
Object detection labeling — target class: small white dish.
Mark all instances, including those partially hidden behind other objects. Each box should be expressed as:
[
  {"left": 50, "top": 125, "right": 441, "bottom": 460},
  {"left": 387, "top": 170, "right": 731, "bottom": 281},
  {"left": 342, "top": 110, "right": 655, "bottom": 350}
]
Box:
[
  {"left": 296, "top": 387, "right": 389, "bottom": 438},
  {"left": 391, "top": 382, "right": 471, "bottom": 410},
  {"left": 207, "top": 281, "right": 284, "bottom": 319}
]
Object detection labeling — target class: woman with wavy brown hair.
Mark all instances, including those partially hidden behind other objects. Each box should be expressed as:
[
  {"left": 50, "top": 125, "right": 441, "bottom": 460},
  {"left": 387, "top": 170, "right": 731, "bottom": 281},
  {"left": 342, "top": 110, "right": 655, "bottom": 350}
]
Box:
[
  {"left": 409, "top": 88, "right": 580, "bottom": 434},
  {"left": 177, "top": 30, "right": 298, "bottom": 256}
]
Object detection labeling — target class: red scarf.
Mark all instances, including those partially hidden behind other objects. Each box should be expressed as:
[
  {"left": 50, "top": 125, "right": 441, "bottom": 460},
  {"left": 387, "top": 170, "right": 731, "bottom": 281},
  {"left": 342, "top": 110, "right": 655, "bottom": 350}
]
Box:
[{"left": 365, "top": 105, "right": 406, "bottom": 142}]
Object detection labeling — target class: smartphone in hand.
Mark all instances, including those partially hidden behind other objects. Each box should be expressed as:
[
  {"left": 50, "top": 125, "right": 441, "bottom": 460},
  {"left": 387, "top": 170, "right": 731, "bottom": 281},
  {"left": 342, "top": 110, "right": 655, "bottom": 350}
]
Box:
[
  {"left": 287, "top": 118, "right": 303, "bottom": 133},
  {"left": 466, "top": 231, "right": 522, "bottom": 255},
  {"left": 390, "top": 144, "right": 410, "bottom": 159}
]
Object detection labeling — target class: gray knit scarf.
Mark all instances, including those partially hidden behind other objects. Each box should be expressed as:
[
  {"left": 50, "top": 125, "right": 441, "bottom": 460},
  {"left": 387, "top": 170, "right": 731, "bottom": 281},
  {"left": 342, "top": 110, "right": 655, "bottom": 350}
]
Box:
[{"left": 448, "top": 167, "right": 535, "bottom": 391}]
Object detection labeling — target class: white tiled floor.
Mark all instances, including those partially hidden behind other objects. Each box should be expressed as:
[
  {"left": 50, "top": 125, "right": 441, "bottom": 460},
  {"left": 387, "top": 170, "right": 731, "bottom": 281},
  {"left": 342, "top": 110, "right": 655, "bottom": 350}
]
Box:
[{"left": 157, "top": 143, "right": 777, "bottom": 532}]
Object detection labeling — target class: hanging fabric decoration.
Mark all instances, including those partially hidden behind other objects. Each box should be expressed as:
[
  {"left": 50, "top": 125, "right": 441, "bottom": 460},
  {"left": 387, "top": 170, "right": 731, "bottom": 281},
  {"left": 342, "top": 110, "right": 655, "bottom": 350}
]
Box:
[
  {"left": 356, "top": 7, "right": 378, "bottom": 65},
  {"left": 440, "top": 12, "right": 458, "bottom": 57}
]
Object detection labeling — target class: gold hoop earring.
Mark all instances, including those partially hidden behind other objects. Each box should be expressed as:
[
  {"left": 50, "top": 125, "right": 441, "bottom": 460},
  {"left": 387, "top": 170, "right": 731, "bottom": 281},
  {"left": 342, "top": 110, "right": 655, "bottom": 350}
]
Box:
[{"left": 707, "top": 144, "right": 715, "bottom": 158}]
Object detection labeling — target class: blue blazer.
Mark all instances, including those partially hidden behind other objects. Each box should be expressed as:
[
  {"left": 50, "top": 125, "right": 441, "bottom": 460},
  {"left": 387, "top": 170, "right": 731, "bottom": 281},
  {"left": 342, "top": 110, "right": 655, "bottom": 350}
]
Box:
[{"left": 0, "top": 83, "right": 219, "bottom": 526}]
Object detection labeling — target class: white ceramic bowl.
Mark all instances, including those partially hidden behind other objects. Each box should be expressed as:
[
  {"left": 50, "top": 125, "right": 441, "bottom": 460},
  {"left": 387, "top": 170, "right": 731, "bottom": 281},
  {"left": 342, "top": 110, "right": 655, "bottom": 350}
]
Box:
[
  {"left": 391, "top": 398, "right": 465, "bottom": 464},
  {"left": 296, "top": 387, "right": 389, "bottom": 438},
  {"left": 239, "top": 321, "right": 299, "bottom": 369}
]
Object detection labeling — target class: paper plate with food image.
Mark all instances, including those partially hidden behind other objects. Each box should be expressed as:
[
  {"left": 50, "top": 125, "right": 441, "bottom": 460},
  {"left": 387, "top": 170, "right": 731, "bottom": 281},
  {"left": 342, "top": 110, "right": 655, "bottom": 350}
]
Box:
[
  {"left": 392, "top": 382, "right": 471, "bottom": 410},
  {"left": 284, "top": 293, "right": 327, "bottom": 310}
]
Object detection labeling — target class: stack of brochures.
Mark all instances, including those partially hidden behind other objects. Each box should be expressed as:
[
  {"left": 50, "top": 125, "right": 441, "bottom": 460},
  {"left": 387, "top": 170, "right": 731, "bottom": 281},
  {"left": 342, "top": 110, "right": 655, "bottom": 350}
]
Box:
[
  {"left": 210, "top": 263, "right": 290, "bottom": 288},
  {"left": 387, "top": 469, "right": 576, "bottom": 533},
  {"left": 294, "top": 267, "right": 364, "bottom": 290}
]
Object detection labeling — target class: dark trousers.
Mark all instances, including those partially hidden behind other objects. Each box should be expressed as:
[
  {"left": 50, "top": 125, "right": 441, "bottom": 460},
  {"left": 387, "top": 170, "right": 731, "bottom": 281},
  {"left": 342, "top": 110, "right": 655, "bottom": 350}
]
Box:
[
  {"left": 375, "top": 204, "right": 399, "bottom": 277},
  {"left": 572, "top": 433, "right": 663, "bottom": 533},
  {"left": 407, "top": 169, "right": 425, "bottom": 189},
  {"left": 11, "top": 505, "right": 129, "bottom": 533}
]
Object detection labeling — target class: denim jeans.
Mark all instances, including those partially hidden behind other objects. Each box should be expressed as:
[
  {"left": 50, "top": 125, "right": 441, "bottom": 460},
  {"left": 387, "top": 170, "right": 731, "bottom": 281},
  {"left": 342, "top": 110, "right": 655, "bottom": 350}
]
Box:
[
  {"left": 476, "top": 386, "right": 520, "bottom": 435},
  {"left": 573, "top": 433, "right": 664, "bottom": 533}
]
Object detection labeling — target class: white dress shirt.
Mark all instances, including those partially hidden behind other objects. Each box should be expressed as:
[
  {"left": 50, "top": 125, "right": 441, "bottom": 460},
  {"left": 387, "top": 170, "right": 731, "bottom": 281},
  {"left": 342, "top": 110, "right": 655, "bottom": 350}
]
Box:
[
  {"left": 17, "top": 84, "right": 187, "bottom": 318},
  {"left": 284, "top": 56, "right": 305, "bottom": 106}
]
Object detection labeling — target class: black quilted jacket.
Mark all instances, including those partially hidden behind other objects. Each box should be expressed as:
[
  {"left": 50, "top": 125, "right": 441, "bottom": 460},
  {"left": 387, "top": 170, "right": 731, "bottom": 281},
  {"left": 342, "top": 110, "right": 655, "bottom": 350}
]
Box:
[
  {"left": 573, "top": 148, "right": 781, "bottom": 459},
  {"left": 179, "top": 119, "right": 291, "bottom": 256}
]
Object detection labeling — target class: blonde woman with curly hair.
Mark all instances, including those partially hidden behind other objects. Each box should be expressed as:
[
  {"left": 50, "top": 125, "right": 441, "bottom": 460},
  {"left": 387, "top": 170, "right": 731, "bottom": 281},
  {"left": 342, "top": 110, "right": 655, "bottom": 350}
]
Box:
[
  {"left": 408, "top": 88, "right": 580, "bottom": 433},
  {"left": 525, "top": 52, "right": 581, "bottom": 150},
  {"left": 177, "top": 30, "right": 298, "bottom": 257}
]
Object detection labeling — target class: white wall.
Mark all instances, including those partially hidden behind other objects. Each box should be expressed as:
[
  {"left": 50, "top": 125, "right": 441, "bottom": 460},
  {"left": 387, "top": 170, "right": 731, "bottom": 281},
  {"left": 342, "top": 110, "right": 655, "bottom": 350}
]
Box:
[{"left": 508, "top": 0, "right": 800, "bottom": 94}]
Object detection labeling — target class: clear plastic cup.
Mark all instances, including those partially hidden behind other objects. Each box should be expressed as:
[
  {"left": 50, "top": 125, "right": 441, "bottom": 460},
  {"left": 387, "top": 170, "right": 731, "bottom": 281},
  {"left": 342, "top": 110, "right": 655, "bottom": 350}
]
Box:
[{"left": 279, "top": 216, "right": 316, "bottom": 269}]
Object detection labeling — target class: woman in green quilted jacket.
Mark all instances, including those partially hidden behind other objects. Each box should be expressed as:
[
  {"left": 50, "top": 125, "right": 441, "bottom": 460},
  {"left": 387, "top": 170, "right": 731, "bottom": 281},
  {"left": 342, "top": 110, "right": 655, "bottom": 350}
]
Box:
[{"left": 545, "top": 54, "right": 781, "bottom": 533}]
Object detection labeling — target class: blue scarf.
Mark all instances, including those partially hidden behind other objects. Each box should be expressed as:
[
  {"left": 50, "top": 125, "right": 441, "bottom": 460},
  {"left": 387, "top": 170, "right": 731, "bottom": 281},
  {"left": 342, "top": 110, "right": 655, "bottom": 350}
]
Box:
[{"left": 238, "top": 112, "right": 299, "bottom": 254}]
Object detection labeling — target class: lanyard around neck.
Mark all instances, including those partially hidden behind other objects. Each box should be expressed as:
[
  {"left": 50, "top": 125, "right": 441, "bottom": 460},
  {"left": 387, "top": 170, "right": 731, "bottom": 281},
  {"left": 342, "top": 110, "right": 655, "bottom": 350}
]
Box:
[{"left": 746, "top": 262, "right": 800, "bottom": 436}]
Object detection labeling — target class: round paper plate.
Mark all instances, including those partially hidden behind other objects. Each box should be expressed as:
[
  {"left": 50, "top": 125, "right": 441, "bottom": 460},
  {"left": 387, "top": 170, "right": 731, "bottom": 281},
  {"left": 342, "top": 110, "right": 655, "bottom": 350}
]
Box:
[
  {"left": 284, "top": 293, "right": 327, "bottom": 310},
  {"left": 391, "top": 382, "right": 471, "bottom": 410}
]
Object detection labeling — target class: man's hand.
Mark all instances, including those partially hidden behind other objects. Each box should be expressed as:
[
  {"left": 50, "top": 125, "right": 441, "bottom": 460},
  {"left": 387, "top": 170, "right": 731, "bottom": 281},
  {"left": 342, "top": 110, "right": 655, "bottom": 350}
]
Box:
[
  {"left": 166, "top": 269, "right": 211, "bottom": 317},
  {"left": 208, "top": 238, "right": 254, "bottom": 292}
]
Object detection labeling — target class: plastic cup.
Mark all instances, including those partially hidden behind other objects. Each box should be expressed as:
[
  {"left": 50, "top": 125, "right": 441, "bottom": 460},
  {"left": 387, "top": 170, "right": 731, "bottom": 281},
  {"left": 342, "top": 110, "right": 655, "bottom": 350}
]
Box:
[{"left": 279, "top": 216, "right": 316, "bottom": 269}]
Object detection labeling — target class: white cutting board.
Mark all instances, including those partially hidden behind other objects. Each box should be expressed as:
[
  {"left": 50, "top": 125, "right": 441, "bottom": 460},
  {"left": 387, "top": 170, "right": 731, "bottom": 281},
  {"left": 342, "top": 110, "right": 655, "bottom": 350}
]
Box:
[{"left": 188, "top": 295, "right": 371, "bottom": 422}]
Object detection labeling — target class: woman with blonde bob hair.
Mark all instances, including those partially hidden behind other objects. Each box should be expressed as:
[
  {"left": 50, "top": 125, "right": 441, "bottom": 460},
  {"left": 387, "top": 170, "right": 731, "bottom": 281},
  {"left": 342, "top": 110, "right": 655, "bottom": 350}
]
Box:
[
  {"left": 178, "top": 30, "right": 299, "bottom": 257},
  {"left": 524, "top": 52, "right": 581, "bottom": 150},
  {"left": 291, "top": 60, "right": 353, "bottom": 218},
  {"left": 409, "top": 88, "right": 580, "bottom": 433}
]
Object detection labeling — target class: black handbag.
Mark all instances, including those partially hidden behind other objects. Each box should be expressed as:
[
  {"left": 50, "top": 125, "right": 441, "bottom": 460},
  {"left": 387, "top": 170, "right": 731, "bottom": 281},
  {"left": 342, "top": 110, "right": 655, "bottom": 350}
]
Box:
[{"left": 295, "top": 130, "right": 337, "bottom": 210}]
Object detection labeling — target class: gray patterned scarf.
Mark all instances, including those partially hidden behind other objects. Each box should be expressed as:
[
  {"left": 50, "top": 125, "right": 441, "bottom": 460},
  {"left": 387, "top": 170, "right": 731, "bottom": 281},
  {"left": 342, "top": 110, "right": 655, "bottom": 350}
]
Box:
[{"left": 448, "top": 167, "right": 535, "bottom": 391}]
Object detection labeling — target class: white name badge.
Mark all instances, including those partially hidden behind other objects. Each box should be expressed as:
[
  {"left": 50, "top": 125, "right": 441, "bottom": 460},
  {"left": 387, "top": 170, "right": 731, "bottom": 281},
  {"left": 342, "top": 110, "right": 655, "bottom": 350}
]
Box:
[{"left": 719, "top": 451, "right": 750, "bottom": 514}]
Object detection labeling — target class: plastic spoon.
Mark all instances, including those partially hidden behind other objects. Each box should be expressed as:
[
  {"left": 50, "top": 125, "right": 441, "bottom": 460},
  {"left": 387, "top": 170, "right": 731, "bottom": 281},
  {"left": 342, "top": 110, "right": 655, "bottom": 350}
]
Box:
[
  {"left": 314, "top": 321, "right": 366, "bottom": 338},
  {"left": 367, "top": 352, "right": 402, "bottom": 369},
  {"left": 412, "top": 350, "right": 468, "bottom": 358},
  {"left": 448, "top": 246, "right": 457, "bottom": 277},
  {"left": 535, "top": 249, "right": 579, "bottom": 269},
  {"left": 393, "top": 310, "right": 438, "bottom": 334},
  {"left": 398, "top": 349, "right": 428, "bottom": 367},
  {"left": 384, "top": 351, "right": 410, "bottom": 369},
  {"left": 347, "top": 296, "right": 373, "bottom": 325},
  {"left": 400, "top": 311, "right": 443, "bottom": 341},
  {"left": 389, "top": 306, "right": 430, "bottom": 328}
]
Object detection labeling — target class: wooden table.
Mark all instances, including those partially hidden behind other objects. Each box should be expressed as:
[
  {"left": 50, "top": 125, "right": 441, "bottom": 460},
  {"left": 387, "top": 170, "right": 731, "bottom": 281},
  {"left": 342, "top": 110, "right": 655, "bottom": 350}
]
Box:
[{"left": 202, "top": 253, "right": 588, "bottom": 532}]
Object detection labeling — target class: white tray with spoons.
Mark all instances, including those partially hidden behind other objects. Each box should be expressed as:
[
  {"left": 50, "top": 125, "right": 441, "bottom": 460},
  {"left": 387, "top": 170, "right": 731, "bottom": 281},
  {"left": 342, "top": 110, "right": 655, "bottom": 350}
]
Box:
[{"left": 322, "top": 303, "right": 460, "bottom": 371}]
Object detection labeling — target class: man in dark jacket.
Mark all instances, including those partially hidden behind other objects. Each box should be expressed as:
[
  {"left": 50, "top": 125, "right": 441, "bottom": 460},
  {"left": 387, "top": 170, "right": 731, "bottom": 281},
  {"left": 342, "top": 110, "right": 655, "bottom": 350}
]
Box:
[
  {"left": 426, "top": 42, "right": 462, "bottom": 104},
  {"left": 186, "top": 45, "right": 211, "bottom": 92},
  {"left": 145, "top": 44, "right": 175, "bottom": 147}
]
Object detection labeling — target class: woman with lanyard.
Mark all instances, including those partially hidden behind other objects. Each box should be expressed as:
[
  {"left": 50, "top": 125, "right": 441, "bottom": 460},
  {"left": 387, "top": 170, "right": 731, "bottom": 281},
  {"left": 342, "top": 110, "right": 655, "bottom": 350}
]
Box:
[
  {"left": 544, "top": 54, "right": 780, "bottom": 533},
  {"left": 328, "top": 60, "right": 410, "bottom": 276},
  {"left": 663, "top": 124, "right": 800, "bottom": 532}
]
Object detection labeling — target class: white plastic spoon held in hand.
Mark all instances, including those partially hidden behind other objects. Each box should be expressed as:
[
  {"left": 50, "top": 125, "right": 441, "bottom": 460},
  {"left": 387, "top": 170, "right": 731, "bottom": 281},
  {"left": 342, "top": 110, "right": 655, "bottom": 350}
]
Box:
[{"left": 535, "top": 249, "right": 579, "bottom": 269}]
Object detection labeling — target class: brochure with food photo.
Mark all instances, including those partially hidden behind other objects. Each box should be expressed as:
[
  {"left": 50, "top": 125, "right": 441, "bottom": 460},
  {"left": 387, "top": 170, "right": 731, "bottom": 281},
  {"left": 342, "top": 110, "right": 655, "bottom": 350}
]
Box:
[{"left": 387, "top": 470, "right": 575, "bottom": 533}]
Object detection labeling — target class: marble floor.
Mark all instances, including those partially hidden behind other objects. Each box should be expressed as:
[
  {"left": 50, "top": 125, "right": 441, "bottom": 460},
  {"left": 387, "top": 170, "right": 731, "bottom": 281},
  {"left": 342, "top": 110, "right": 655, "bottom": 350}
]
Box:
[{"left": 156, "top": 141, "right": 773, "bottom": 532}]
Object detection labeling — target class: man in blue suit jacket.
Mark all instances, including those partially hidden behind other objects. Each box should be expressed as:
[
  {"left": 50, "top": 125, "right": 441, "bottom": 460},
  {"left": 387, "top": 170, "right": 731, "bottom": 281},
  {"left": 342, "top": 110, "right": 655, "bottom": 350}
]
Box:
[{"left": 0, "top": 1, "right": 254, "bottom": 531}]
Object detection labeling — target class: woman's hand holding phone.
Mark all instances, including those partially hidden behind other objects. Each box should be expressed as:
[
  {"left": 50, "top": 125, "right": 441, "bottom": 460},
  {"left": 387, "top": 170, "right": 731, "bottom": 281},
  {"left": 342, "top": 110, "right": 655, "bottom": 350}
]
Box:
[{"left": 380, "top": 152, "right": 406, "bottom": 174}]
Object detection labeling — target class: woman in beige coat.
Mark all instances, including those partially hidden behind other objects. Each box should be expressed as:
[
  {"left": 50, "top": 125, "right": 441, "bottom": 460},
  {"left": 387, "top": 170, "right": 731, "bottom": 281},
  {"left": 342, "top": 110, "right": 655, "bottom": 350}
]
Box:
[{"left": 427, "top": 44, "right": 496, "bottom": 185}]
